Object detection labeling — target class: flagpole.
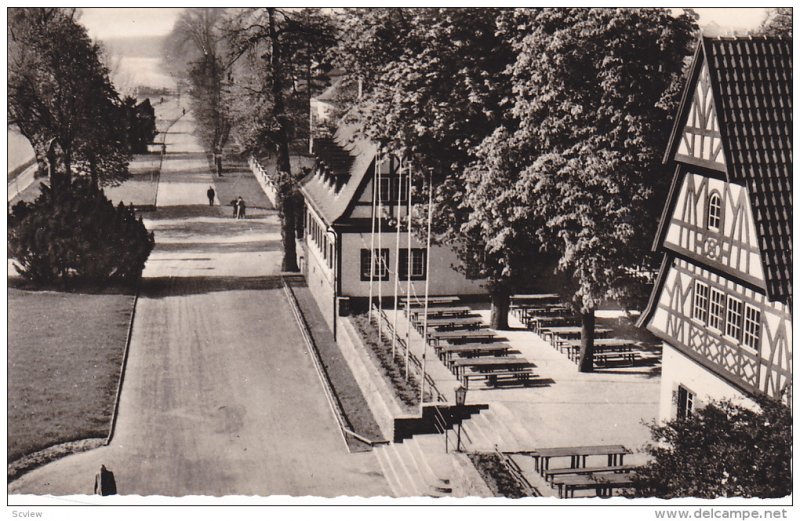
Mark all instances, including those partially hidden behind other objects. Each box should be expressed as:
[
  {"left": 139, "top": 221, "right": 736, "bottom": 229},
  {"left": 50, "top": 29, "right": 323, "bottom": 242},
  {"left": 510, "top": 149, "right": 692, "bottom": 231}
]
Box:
[
  {"left": 392, "top": 156, "right": 403, "bottom": 359},
  {"left": 368, "top": 150, "right": 377, "bottom": 324},
  {"left": 419, "top": 169, "right": 434, "bottom": 415},
  {"left": 404, "top": 159, "right": 413, "bottom": 381}
]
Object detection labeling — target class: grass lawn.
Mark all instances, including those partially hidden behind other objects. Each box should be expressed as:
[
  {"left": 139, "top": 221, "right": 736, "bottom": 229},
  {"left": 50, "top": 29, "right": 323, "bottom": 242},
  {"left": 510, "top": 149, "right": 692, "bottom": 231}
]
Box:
[
  {"left": 7, "top": 288, "right": 135, "bottom": 462},
  {"left": 213, "top": 157, "right": 274, "bottom": 212},
  {"left": 104, "top": 153, "right": 161, "bottom": 208}
]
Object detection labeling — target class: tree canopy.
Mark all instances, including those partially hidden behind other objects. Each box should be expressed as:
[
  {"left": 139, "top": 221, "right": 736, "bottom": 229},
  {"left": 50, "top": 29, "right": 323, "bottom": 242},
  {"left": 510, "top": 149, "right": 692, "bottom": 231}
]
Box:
[
  {"left": 758, "top": 8, "right": 792, "bottom": 37},
  {"left": 635, "top": 395, "right": 792, "bottom": 498},
  {"left": 8, "top": 7, "right": 131, "bottom": 189}
]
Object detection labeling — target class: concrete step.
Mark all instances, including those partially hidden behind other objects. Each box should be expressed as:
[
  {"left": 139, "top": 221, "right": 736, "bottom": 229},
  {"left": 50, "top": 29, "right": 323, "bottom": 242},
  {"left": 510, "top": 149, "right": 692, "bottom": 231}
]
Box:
[
  {"left": 406, "top": 437, "right": 452, "bottom": 494},
  {"left": 388, "top": 442, "right": 427, "bottom": 497},
  {"left": 492, "top": 402, "right": 537, "bottom": 450},
  {"left": 461, "top": 414, "right": 496, "bottom": 451},
  {"left": 374, "top": 444, "right": 407, "bottom": 498},
  {"left": 480, "top": 409, "right": 517, "bottom": 450}
]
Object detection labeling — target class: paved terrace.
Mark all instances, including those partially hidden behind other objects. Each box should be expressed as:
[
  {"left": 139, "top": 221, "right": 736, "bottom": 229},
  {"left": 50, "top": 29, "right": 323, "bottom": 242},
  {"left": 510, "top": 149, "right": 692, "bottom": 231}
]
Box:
[{"left": 390, "top": 302, "right": 661, "bottom": 465}]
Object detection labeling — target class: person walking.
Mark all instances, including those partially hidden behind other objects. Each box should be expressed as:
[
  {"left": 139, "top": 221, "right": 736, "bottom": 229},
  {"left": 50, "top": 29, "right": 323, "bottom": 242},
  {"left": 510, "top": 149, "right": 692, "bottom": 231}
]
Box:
[
  {"left": 206, "top": 186, "right": 215, "bottom": 206},
  {"left": 94, "top": 465, "right": 117, "bottom": 496},
  {"left": 236, "top": 196, "right": 246, "bottom": 220},
  {"left": 230, "top": 199, "right": 238, "bottom": 218}
]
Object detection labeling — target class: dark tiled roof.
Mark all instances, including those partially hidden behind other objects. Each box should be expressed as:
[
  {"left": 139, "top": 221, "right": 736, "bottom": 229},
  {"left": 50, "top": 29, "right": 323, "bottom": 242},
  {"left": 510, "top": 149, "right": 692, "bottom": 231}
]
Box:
[
  {"left": 301, "top": 120, "right": 377, "bottom": 225},
  {"left": 703, "top": 37, "right": 792, "bottom": 303}
]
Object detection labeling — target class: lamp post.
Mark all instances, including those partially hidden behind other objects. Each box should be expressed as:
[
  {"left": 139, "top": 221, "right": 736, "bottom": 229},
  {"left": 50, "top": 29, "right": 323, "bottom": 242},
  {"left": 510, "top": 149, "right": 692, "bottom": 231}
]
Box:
[{"left": 454, "top": 384, "right": 467, "bottom": 452}]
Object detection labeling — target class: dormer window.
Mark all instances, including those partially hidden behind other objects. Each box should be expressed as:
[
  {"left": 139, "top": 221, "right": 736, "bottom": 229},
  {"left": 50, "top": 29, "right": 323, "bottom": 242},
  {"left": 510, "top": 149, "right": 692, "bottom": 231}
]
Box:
[{"left": 707, "top": 192, "right": 722, "bottom": 231}]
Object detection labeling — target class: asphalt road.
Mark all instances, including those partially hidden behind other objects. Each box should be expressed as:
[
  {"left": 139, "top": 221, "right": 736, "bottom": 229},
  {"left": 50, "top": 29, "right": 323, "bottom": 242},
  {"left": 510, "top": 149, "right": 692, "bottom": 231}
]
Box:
[{"left": 9, "top": 111, "right": 390, "bottom": 499}]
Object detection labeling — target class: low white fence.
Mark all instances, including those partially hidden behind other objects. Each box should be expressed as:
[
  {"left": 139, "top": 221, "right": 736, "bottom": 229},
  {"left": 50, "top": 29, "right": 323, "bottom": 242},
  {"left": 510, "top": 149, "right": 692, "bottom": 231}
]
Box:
[{"left": 248, "top": 156, "right": 278, "bottom": 207}]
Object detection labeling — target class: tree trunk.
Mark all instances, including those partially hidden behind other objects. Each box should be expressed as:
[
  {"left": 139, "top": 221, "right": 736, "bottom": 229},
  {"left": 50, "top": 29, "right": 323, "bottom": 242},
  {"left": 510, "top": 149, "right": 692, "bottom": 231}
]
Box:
[
  {"left": 215, "top": 151, "right": 222, "bottom": 177},
  {"left": 489, "top": 286, "right": 510, "bottom": 330},
  {"left": 577, "top": 310, "right": 596, "bottom": 373},
  {"left": 268, "top": 7, "right": 298, "bottom": 273}
]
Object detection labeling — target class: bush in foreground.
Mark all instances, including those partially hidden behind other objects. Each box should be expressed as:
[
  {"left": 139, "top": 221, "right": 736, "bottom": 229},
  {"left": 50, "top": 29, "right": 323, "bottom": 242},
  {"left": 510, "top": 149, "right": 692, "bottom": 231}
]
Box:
[
  {"left": 8, "top": 180, "right": 155, "bottom": 286},
  {"left": 635, "top": 394, "right": 792, "bottom": 498}
]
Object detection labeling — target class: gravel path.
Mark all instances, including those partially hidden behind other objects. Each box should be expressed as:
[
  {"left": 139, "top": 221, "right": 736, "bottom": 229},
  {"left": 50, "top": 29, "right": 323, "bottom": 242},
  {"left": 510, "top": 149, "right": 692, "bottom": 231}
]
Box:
[{"left": 9, "top": 111, "right": 390, "bottom": 499}]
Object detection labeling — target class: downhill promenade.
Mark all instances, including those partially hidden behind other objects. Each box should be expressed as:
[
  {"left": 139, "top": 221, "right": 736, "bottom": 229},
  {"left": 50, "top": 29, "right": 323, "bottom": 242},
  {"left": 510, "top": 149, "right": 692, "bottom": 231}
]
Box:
[{"left": 9, "top": 111, "right": 389, "bottom": 499}]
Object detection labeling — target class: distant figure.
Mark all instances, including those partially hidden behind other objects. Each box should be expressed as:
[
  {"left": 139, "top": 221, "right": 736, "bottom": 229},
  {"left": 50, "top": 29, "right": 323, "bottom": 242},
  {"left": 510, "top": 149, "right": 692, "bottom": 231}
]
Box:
[
  {"left": 230, "top": 199, "right": 238, "bottom": 218},
  {"left": 236, "top": 196, "right": 246, "bottom": 219},
  {"left": 206, "top": 186, "right": 215, "bottom": 206},
  {"left": 161, "top": 143, "right": 167, "bottom": 155},
  {"left": 94, "top": 465, "right": 117, "bottom": 496},
  {"left": 182, "top": 107, "right": 186, "bottom": 115}
]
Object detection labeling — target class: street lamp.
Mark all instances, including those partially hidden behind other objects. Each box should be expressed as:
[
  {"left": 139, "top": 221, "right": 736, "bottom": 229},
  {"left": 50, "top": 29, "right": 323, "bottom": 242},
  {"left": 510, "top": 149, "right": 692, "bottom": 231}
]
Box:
[{"left": 454, "top": 384, "right": 467, "bottom": 452}]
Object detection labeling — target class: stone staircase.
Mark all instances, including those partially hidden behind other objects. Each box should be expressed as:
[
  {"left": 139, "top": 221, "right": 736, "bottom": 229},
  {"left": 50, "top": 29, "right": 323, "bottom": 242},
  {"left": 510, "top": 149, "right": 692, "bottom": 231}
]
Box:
[
  {"left": 457, "top": 402, "right": 534, "bottom": 453},
  {"left": 373, "top": 432, "right": 494, "bottom": 497}
]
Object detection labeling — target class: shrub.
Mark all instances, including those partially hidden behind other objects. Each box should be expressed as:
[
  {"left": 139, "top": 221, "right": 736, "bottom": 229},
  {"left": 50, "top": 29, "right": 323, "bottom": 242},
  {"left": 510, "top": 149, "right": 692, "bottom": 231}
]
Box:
[
  {"left": 8, "top": 180, "right": 155, "bottom": 286},
  {"left": 634, "top": 394, "right": 792, "bottom": 498}
]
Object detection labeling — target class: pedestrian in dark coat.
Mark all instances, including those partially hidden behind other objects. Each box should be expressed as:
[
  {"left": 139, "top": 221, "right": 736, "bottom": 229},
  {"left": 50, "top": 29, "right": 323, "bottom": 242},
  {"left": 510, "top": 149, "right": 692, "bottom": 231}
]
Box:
[
  {"left": 94, "top": 465, "right": 117, "bottom": 496},
  {"left": 230, "top": 199, "right": 238, "bottom": 218},
  {"left": 236, "top": 196, "right": 246, "bottom": 219},
  {"left": 207, "top": 186, "right": 215, "bottom": 206}
]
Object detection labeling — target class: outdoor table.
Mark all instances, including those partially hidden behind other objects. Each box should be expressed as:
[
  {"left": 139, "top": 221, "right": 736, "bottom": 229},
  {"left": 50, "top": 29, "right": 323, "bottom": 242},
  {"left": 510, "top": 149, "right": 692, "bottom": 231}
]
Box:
[
  {"left": 402, "top": 296, "right": 460, "bottom": 308},
  {"left": 425, "top": 317, "right": 484, "bottom": 331},
  {"left": 510, "top": 293, "right": 560, "bottom": 303},
  {"left": 541, "top": 326, "right": 611, "bottom": 346},
  {"left": 438, "top": 342, "right": 511, "bottom": 366},
  {"left": 528, "top": 315, "right": 580, "bottom": 333},
  {"left": 535, "top": 445, "right": 629, "bottom": 476},
  {"left": 428, "top": 329, "right": 497, "bottom": 346},
  {"left": 451, "top": 356, "right": 533, "bottom": 382},
  {"left": 556, "top": 339, "right": 636, "bottom": 360},
  {"left": 409, "top": 306, "right": 472, "bottom": 321}
]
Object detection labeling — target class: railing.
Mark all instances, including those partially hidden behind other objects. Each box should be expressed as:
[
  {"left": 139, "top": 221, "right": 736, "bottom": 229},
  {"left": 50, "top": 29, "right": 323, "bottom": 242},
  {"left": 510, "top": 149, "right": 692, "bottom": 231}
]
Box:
[
  {"left": 249, "top": 156, "right": 278, "bottom": 207},
  {"left": 372, "top": 304, "right": 447, "bottom": 403}
]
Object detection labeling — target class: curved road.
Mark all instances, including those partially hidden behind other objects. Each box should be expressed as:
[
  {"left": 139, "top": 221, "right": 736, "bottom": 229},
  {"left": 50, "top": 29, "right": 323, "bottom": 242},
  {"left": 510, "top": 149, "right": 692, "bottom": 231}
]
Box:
[{"left": 9, "top": 112, "right": 390, "bottom": 499}]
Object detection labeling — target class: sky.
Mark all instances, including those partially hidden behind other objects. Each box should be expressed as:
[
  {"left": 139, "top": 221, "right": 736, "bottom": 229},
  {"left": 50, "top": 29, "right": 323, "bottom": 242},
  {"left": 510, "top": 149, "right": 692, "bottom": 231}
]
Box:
[{"left": 79, "top": 6, "right": 773, "bottom": 41}]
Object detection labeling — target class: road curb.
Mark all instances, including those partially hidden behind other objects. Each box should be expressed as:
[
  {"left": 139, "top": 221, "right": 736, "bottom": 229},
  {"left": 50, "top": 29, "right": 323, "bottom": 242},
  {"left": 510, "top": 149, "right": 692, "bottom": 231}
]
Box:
[{"left": 105, "top": 288, "right": 140, "bottom": 445}]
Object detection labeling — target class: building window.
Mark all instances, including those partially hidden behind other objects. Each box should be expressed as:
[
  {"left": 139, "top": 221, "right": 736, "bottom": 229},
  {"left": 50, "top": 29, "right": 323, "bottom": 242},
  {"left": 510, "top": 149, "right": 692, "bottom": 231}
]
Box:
[
  {"left": 743, "top": 305, "right": 762, "bottom": 351},
  {"left": 360, "top": 249, "right": 389, "bottom": 281},
  {"left": 378, "top": 176, "right": 392, "bottom": 203},
  {"left": 707, "top": 192, "right": 722, "bottom": 231},
  {"left": 693, "top": 281, "right": 709, "bottom": 323},
  {"left": 708, "top": 287, "right": 725, "bottom": 331},
  {"left": 399, "top": 248, "right": 427, "bottom": 280},
  {"left": 725, "top": 296, "right": 743, "bottom": 340},
  {"left": 677, "top": 385, "right": 695, "bottom": 420}
]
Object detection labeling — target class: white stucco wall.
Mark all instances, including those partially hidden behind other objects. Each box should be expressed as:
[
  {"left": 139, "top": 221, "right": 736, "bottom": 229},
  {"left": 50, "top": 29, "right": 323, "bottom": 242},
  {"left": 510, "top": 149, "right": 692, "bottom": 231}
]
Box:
[
  {"left": 339, "top": 232, "right": 485, "bottom": 298},
  {"left": 659, "top": 343, "right": 757, "bottom": 423}
]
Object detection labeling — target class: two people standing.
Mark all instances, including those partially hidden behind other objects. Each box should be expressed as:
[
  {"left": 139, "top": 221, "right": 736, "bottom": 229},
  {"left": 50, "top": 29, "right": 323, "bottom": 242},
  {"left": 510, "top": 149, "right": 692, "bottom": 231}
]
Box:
[{"left": 230, "top": 196, "right": 247, "bottom": 219}]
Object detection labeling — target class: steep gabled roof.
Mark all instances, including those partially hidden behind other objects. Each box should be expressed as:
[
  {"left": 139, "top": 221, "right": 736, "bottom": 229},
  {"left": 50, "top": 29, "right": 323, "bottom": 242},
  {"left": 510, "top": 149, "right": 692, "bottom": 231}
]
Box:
[
  {"left": 703, "top": 36, "right": 792, "bottom": 303},
  {"left": 661, "top": 36, "right": 792, "bottom": 304},
  {"left": 300, "top": 119, "right": 377, "bottom": 225}
]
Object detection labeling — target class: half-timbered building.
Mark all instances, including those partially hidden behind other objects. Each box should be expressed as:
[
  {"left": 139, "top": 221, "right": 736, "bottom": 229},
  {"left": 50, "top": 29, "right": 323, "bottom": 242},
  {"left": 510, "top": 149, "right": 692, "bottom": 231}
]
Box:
[
  {"left": 300, "top": 121, "right": 485, "bottom": 335},
  {"left": 640, "top": 36, "right": 792, "bottom": 421}
]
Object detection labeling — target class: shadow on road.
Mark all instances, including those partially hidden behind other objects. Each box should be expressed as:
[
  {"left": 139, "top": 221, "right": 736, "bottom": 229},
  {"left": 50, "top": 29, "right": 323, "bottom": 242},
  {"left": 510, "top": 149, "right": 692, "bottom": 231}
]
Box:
[
  {"left": 147, "top": 205, "right": 274, "bottom": 221},
  {"left": 153, "top": 241, "right": 282, "bottom": 254},
  {"left": 141, "top": 275, "right": 284, "bottom": 298}
]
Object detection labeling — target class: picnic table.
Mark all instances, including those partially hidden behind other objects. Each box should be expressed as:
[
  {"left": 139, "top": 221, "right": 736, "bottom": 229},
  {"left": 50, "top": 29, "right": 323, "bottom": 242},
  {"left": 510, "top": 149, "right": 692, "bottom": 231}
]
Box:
[
  {"left": 535, "top": 445, "right": 630, "bottom": 476},
  {"left": 541, "top": 326, "right": 611, "bottom": 346},
  {"left": 424, "top": 317, "right": 484, "bottom": 331},
  {"left": 510, "top": 293, "right": 560, "bottom": 303},
  {"left": 527, "top": 315, "right": 580, "bottom": 333},
  {"left": 402, "top": 296, "right": 460, "bottom": 307},
  {"left": 451, "top": 356, "right": 534, "bottom": 388},
  {"left": 437, "top": 342, "right": 511, "bottom": 365},
  {"left": 428, "top": 329, "right": 497, "bottom": 346},
  {"left": 409, "top": 306, "right": 472, "bottom": 321},
  {"left": 556, "top": 339, "right": 638, "bottom": 363},
  {"left": 517, "top": 305, "right": 570, "bottom": 320}
]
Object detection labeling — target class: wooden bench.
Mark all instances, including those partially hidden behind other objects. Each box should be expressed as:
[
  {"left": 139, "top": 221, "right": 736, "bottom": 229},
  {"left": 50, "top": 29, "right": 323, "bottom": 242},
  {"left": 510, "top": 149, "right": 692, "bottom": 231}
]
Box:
[
  {"left": 553, "top": 472, "right": 637, "bottom": 498},
  {"left": 402, "top": 296, "right": 460, "bottom": 308},
  {"left": 592, "top": 349, "right": 640, "bottom": 366},
  {"left": 463, "top": 368, "right": 534, "bottom": 388},
  {"left": 544, "top": 464, "right": 638, "bottom": 483},
  {"left": 429, "top": 330, "right": 497, "bottom": 346}
]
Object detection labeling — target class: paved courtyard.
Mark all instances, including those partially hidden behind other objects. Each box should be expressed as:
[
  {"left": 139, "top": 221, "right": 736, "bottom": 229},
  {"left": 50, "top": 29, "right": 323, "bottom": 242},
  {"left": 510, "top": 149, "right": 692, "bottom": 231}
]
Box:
[{"left": 9, "top": 111, "right": 389, "bottom": 499}]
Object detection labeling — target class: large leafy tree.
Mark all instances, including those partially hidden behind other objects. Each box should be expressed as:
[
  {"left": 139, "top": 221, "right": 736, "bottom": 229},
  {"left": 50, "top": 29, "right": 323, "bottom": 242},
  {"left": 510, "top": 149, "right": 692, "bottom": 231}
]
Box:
[
  {"left": 336, "top": 8, "right": 535, "bottom": 328},
  {"left": 758, "top": 7, "right": 792, "bottom": 37},
  {"left": 472, "top": 8, "right": 697, "bottom": 368},
  {"left": 164, "top": 8, "right": 232, "bottom": 176},
  {"left": 225, "top": 7, "right": 337, "bottom": 272},
  {"left": 635, "top": 395, "right": 792, "bottom": 498},
  {"left": 8, "top": 7, "right": 131, "bottom": 190}
]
